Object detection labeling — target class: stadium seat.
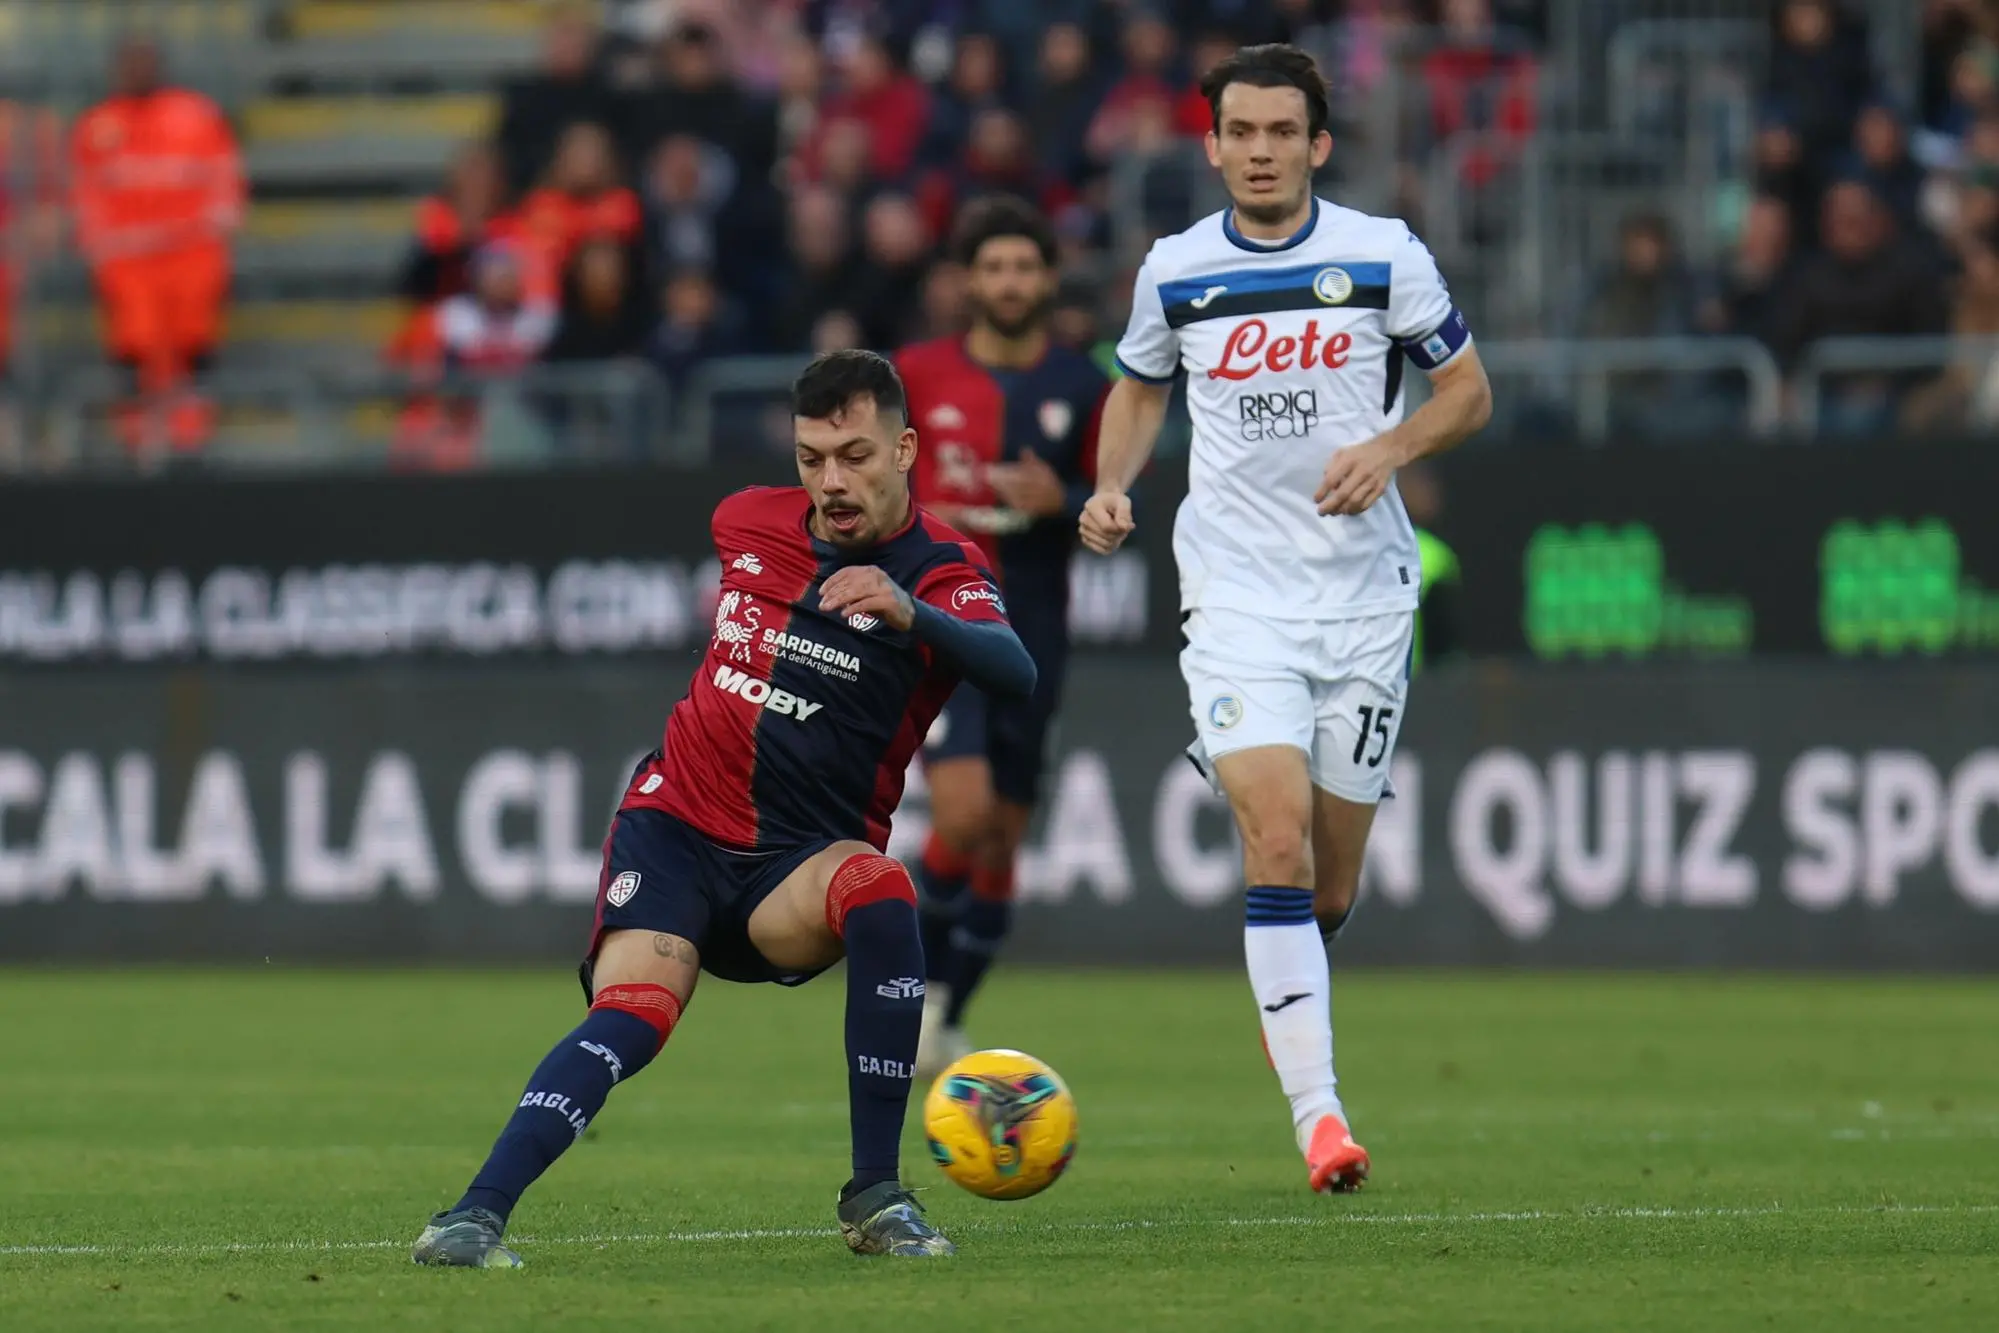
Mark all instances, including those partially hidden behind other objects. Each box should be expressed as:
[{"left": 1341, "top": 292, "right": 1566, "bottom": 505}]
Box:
[{"left": 242, "top": 94, "right": 496, "bottom": 189}]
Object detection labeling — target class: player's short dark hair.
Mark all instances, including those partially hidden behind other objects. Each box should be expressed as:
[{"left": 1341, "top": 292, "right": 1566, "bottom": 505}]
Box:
[
  {"left": 950, "top": 194, "right": 1058, "bottom": 268},
  {"left": 792, "top": 348, "right": 908, "bottom": 427},
  {"left": 1199, "top": 43, "right": 1331, "bottom": 140}
]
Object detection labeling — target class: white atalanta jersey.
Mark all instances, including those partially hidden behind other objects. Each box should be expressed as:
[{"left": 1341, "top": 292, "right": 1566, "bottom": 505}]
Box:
[{"left": 1115, "top": 198, "right": 1473, "bottom": 622}]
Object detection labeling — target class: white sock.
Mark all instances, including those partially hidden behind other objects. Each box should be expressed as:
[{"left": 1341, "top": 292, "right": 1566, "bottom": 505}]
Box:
[{"left": 1243, "top": 885, "right": 1342, "bottom": 1155}]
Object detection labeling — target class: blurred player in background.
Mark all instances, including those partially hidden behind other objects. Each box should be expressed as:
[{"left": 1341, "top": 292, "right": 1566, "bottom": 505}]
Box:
[
  {"left": 1081, "top": 45, "right": 1492, "bottom": 1192},
  {"left": 414, "top": 351, "right": 1033, "bottom": 1267},
  {"left": 68, "top": 38, "right": 243, "bottom": 461},
  {"left": 893, "top": 196, "right": 1108, "bottom": 1074}
]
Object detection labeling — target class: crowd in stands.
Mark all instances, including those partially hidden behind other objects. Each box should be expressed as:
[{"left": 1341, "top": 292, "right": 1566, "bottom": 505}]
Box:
[
  {"left": 18, "top": 1, "right": 1999, "bottom": 462},
  {"left": 386, "top": 0, "right": 1555, "bottom": 438},
  {"left": 1579, "top": 0, "right": 1999, "bottom": 436}
]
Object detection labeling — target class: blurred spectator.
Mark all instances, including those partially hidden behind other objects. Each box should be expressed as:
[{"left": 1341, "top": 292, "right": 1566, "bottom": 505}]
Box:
[
  {"left": 1936, "top": 112, "right": 1999, "bottom": 252},
  {"left": 395, "top": 243, "right": 556, "bottom": 472},
  {"left": 1772, "top": 180, "right": 1950, "bottom": 435},
  {"left": 1086, "top": 13, "right": 1190, "bottom": 168},
  {"left": 918, "top": 258, "right": 969, "bottom": 340},
  {"left": 641, "top": 133, "right": 778, "bottom": 315},
  {"left": 849, "top": 192, "right": 935, "bottom": 348},
  {"left": 1904, "top": 237, "right": 1999, "bottom": 429},
  {"left": 811, "top": 309, "right": 867, "bottom": 354},
  {"left": 1754, "top": 106, "right": 1822, "bottom": 251},
  {"left": 390, "top": 142, "right": 520, "bottom": 372},
  {"left": 1575, "top": 212, "right": 1697, "bottom": 435},
  {"left": 496, "top": 1, "right": 617, "bottom": 194},
  {"left": 649, "top": 267, "right": 748, "bottom": 392},
  {"left": 619, "top": 21, "right": 780, "bottom": 183},
  {"left": 438, "top": 243, "right": 557, "bottom": 375},
  {"left": 772, "top": 185, "right": 860, "bottom": 351},
  {"left": 1027, "top": 23, "right": 1105, "bottom": 186},
  {"left": 1763, "top": 0, "right": 1877, "bottom": 176},
  {"left": 921, "top": 31, "right": 1010, "bottom": 169},
  {"left": 518, "top": 122, "right": 643, "bottom": 299},
  {"left": 797, "top": 116, "right": 880, "bottom": 203},
  {"left": 919, "top": 109, "right": 1075, "bottom": 243},
  {"left": 1417, "top": 0, "right": 1538, "bottom": 192},
  {"left": 1941, "top": 33, "right": 1999, "bottom": 151},
  {"left": 69, "top": 37, "right": 244, "bottom": 460},
  {"left": 1049, "top": 278, "right": 1109, "bottom": 370},
  {"left": 1919, "top": 0, "right": 1986, "bottom": 139},
  {"left": 1579, "top": 213, "right": 1696, "bottom": 340},
  {"left": 775, "top": 28, "right": 828, "bottom": 171},
  {"left": 1177, "top": 31, "right": 1244, "bottom": 136},
  {"left": 399, "top": 142, "right": 516, "bottom": 313},
  {"left": 809, "top": 31, "right": 930, "bottom": 182},
  {"left": 1700, "top": 194, "right": 1798, "bottom": 357},
  {"left": 1843, "top": 100, "right": 1926, "bottom": 229},
  {"left": 543, "top": 238, "right": 652, "bottom": 363},
  {"left": 1258, "top": 0, "right": 1345, "bottom": 52}
]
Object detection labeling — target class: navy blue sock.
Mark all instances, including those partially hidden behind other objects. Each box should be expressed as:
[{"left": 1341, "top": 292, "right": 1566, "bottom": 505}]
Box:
[
  {"left": 916, "top": 835, "right": 971, "bottom": 986},
  {"left": 456, "top": 1005, "right": 665, "bottom": 1222},
  {"left": 943, "top": 896, "right": 1011, "bottom": 1027},
  {"left": 842, "top": 894, "right": 927, "bottom": 1193}
]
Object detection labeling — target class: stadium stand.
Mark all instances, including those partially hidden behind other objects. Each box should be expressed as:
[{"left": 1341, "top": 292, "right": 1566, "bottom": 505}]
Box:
[{"left": 0, "top": 0, "right": 1987, "bottom": 465}]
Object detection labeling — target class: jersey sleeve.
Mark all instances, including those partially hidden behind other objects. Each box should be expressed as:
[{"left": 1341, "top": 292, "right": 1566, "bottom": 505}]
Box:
[
  {"left": 909, "top": 545, "right": 1035, "bottom": 698},
  {"left": 913, "top": 545, "right": 1010, "bottom": 626},
  {"left": 1385, "top": 224, "right": 1474, "bottom": 372},
  {"left": 1113, "top": 250, "right": 1181, "bottom": 385}
]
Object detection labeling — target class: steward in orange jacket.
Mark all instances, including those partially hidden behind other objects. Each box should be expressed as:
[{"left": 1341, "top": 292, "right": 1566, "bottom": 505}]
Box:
[{"left": 69, "top": 39, "right": 244, "bottom": 456}]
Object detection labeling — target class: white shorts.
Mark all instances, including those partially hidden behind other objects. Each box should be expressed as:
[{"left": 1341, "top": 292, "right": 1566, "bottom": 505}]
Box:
[{"left": 1180, "top": 607, "right": 1414, "bottom": 804}]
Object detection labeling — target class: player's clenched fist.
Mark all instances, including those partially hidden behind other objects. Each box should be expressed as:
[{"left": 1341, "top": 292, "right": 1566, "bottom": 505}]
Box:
[
  {"left": 819, "top": 564, "right": 917, "bottom": 631},
  {"left": 1079, "top": 491, "right": 1135, "bottom": 555}
]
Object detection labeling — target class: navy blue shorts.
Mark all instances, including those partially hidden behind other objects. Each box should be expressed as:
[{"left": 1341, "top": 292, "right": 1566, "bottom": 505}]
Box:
[
  {"left": 578, "top": 805, "right": 837, "bottom": 998},
  {"left": 922, "top": 680, "right": 1060, "bottom": 807}
]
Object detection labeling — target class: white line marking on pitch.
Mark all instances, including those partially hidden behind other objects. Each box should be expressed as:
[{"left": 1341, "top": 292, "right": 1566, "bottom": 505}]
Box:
[{"left": 3, "top": 1203, "right": 1993, "bottom": 1260}]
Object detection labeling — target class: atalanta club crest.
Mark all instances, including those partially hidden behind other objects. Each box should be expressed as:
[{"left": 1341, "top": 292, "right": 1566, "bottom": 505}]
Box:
[{"left": 1038, "top": 399, "right": 1073, "bottom": 441}]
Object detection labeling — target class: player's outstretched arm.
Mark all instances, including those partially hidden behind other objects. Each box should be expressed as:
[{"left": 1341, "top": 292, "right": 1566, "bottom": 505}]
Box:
[
  {"left": 818, "top": 564, "right": 1037, "bottom": 700},
  {"left": 1079, "top": 376, "right": 1171, "bottom": 555}
]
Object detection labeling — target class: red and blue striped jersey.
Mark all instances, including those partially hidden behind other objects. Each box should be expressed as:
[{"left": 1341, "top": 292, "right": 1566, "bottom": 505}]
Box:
[
  {"left": 896, "top": 336, "right": 1108, "bottom": 654},
  {"left": 628, "top": 485, "right": 1010, "bottom": 852}
]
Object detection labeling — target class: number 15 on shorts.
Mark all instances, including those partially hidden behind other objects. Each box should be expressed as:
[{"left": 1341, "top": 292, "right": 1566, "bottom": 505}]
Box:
[{"left": 1351, "top": 705, "right": 1396, "bottom": 768}]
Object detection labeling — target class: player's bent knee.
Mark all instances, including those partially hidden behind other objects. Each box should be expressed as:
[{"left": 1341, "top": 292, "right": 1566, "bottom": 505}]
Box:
[
  {"left": 928, "top": 803, "right": 996, "bottom": 857},
  {"left": 925, "top": 760, "right": 998, "bottom": 852},
  {"left": 590, "top": 982, "right": 683, "bottom": 1055},
  {"left": 825, "top": 853, "right": 918, "bottom": 939},
  {"left": 1241, "top": 822, "right": 1312, "bottom": 886},
  {"left": 1314, "top": 876, "right": 1359, "bottom": 923}
]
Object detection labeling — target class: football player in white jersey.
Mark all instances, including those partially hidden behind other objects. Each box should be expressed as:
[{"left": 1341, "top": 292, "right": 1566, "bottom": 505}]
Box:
[{"left": 1080, "top": 44, "right": 1492, "bottom": 1193}]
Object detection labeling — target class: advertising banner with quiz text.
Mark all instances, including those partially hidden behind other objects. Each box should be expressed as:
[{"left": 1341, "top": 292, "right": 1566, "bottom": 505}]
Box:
[{"left": 1, "top": 660, "right": 1993, "bottom": 969}]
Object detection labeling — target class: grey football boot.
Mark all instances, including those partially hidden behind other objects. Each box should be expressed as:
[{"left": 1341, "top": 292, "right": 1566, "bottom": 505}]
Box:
[
  {"left": 411, "top": 1206, "right": 524, "bottom": 1269},
  {"left": 837, "top": 1181, "right": 957, "bottom": 1257}
]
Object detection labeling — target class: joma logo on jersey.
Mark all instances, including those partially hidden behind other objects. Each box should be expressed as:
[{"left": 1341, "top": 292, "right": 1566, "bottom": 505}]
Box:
[
  {"left": 712, "top": 665, "right": 824, "bottom": 720},
  {"left": 1237, "top": 389, "right": 1319, "bottom": 440},
  {"left": 1207, "top": 319, "right": 1353, "bottom": 381}
]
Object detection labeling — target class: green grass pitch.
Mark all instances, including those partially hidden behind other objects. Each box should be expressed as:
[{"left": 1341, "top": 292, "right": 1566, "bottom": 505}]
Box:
[{"left": 2, "top": 968, "right": 1996, "bottom": 1331}]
